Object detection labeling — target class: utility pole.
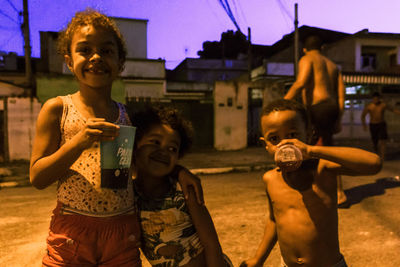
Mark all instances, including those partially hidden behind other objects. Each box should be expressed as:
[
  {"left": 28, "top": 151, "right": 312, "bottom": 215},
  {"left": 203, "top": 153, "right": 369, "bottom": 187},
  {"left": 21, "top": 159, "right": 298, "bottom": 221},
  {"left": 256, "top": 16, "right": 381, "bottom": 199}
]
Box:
[
  {"left": 22, "top": 0, "right": 33, "bottom": 95},
  {"left": 247, "top": 27, "right": 252, "bottom": 81},
  {"left": 294, "top": 3, "right": 299, "bottom": 78}
]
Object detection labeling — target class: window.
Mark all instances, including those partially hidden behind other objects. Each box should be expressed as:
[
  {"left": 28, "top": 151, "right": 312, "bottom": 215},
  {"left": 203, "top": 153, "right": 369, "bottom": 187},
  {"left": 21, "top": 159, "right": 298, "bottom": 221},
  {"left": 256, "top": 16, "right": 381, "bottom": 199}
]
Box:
[
  {"left": 227, "top": 97, "right": 233, "bottom": 107},
  {"left": 0, "top": 54, "right": 4, "bottom": 67},
  {"left": 345, "top": 84, "right": 374, "bottom": 95},
  {"left": 250, "top": 88, "right": 263, "bottom": 100},
  {"left": 346, "top": 85, "right": 363, "bottom": 95},
  {"left": 361, "top": 53, "right": 376, "bottom": 72},
  {"left": 225, "top": 60, "right": 233, "bottom": 68},
  {"left": 390, "top": 54, "right": 397, "bottom": 67}
]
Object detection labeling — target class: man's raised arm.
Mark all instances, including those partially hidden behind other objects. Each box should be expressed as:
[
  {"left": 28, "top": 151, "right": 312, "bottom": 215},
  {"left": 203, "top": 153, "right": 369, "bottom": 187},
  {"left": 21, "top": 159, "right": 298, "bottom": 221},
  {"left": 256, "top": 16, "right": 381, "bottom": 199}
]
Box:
[{"left": 284, "top": 57, "right": 312, "bottom": 100}]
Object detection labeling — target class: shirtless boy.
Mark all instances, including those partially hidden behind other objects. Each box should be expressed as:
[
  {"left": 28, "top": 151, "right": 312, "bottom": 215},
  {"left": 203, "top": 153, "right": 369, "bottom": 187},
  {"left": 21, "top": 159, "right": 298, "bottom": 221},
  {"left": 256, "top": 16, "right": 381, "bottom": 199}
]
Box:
[
  {"left": 284, "top": 35, "right": 347, "bottom": 206},
  {"left": 241, "top": 99, "right": 381, "bottom": 267},
  {"left": 361, "top": 92, "right": 400, "bottom": 161},
  {"left": 284, "top": 35, "right": 345, "bottom": 144}
]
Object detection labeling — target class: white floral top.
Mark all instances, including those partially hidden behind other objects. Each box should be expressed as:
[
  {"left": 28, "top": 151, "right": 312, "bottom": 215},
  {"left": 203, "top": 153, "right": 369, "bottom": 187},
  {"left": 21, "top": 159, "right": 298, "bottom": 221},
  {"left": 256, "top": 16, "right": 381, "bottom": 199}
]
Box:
[{"left": 57, "top": 94, "right": 134, "bottom": 216}]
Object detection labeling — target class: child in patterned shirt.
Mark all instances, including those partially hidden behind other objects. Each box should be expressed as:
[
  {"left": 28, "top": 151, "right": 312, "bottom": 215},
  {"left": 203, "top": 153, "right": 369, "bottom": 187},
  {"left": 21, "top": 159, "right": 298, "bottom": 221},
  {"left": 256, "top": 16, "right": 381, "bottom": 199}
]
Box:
[{"left": 132, "top": 105, "right": 232, "bottom": 267}]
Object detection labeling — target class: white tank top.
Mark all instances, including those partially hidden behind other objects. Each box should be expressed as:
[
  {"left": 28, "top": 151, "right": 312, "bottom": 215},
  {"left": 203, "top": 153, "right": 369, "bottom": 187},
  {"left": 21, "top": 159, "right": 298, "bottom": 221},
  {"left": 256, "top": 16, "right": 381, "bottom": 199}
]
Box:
[{"left": 57, "top": 94, "right": 135, "bottom": 216}]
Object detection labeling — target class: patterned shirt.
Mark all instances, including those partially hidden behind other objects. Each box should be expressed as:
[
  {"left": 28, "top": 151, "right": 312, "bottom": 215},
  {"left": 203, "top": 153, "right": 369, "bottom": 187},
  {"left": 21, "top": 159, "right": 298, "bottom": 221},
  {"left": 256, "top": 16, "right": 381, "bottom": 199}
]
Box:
[{"left": 135, "top": 179, "right": 204, "bottom": 267}]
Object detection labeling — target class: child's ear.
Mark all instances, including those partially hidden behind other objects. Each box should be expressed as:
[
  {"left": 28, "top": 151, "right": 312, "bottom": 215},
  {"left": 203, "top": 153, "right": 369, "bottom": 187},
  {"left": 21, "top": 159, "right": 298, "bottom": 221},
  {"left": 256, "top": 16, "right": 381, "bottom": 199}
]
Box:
[
  {"left": 64, "top": 55, "right": 73, "bottom": 73},
  {"left": 259, "top": 137, "right": 268, "bottom": 150}
]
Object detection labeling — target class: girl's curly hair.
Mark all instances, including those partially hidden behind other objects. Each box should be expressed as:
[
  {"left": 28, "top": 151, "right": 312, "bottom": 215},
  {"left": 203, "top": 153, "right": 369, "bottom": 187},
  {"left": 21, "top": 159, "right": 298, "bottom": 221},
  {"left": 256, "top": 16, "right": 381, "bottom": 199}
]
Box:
[
  {"left": 57, "top": 8, "right": 127, "bottom": 64},
  {"left": 132, "top": 105, "right": 194, "bottom": 158}
]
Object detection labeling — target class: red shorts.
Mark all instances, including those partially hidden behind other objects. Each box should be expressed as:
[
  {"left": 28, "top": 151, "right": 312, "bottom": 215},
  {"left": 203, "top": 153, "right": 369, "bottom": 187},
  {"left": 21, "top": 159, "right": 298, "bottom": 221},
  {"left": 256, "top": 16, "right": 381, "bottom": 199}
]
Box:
[{"left": 42, "top": 202, "right": 142, "bottom": 267}]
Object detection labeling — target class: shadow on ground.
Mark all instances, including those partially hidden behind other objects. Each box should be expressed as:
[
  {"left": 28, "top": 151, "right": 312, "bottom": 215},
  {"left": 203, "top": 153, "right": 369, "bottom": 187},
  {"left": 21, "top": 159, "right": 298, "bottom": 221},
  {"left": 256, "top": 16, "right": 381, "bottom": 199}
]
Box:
[{"left": 344, "top": 177, "right": 400, "bottom": 208}]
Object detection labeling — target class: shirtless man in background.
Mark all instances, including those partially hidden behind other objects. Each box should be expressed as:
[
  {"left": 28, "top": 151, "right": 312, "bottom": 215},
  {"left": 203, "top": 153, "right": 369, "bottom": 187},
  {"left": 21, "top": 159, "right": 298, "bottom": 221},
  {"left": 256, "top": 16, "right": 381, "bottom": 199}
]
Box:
[
  {"left": 361, "top": 92, "right": 400, "bottom": 162},
  {"left": 284, "top": 35, "right": 347, "bottom": 206}
]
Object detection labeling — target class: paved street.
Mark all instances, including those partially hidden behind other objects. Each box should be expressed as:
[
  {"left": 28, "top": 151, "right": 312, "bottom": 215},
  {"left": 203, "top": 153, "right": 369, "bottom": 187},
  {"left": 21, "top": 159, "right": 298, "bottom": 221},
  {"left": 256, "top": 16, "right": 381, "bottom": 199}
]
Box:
[{"left": 1, "top": 159, "right": 400, "bottom": 266}]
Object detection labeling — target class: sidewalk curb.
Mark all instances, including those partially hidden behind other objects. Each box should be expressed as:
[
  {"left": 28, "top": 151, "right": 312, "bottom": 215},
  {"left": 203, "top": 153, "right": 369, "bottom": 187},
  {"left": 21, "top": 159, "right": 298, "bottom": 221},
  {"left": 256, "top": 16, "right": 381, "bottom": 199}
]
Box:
[
  {"left": 0, "top": 164, "right": 275, "bottom": 189},
  {"left": 190, "top": 163, "right": 274, "bottom": 175},
  {"left": 0, "top": 179, "right": 31, "bottom": 189}
]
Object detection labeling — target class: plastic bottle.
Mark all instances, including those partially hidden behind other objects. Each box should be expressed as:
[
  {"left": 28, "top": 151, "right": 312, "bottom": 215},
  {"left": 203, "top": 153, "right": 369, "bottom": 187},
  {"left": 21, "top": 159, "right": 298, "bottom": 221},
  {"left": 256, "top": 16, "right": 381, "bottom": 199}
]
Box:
[{"left": 274, "top": 144, "right": 303, "bottom": 172}]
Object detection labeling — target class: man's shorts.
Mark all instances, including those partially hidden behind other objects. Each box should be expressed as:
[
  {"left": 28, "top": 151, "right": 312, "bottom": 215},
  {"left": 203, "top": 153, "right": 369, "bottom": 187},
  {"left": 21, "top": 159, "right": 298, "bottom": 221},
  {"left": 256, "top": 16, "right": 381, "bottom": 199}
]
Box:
[
  {"left": 369, "top": 122, "right": 388, "bottom": 146},
  {"left": 309, "top": 100, "right": 340, "bottom": 146}
]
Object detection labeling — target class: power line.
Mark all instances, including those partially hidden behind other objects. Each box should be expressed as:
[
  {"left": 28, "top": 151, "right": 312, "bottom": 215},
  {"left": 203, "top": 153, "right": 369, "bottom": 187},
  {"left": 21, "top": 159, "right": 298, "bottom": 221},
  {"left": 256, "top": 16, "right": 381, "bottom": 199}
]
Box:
[
  {"left": 205, "top": 0, "right": 227, "bottom": 28},
  {"left": 0, "top": 24, "right": 19, "bottom": 31},
  {"left": 5, "top": 0, "right": 20, "bottom": 15},
  {"left": 275, "top": 0, "right": 293, "bottom": 30},
  {"left": 276, "top": 0, "right": 293, "bottom": 21},
  {"left": 0, "top": 8, "right": 19, "bottom": 24},
  {"left": 217, "top": 0, "right": 243, "bottom": 33},
  {"left": 229, "top": 0, "right": 249, "bottom": 32},
  {"left": 0, "top": 32, "right": 19, "bottom": 50},
  {"left": 235, "top": 0, "right": 248, "bottom": 28}
]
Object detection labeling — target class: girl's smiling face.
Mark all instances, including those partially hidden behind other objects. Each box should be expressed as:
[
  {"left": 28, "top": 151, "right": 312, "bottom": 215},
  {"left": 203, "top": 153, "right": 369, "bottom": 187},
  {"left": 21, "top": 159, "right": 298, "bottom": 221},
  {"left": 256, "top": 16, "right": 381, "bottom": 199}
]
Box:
[
  {"left": 65, "top": 25, "right": 122, "bottom": 90},
  {"left": 135, "top": 124, "right": 181, "bottom": 178},
  {"left": 260, "top": 110, "right": 308, "bottom": 156}
]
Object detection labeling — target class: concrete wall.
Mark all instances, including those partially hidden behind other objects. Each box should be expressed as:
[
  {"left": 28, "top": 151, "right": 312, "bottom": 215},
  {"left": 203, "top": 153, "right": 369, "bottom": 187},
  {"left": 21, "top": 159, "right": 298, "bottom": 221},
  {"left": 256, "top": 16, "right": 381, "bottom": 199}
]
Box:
[
  {"left": 122, "top": 59, "right": 165, "bottom": 79},
  {"left": 172, "top": 59, "right": 248, "bottom": 83},
  {"left": 36, "top": 75, "right": 78, "bottom": 103},
  {"left": 124, "top": 80, "right": 165, "bottom": 99},
  {"left": 325, "top": 38, "right": 356, "bottom": 71},
  {"left": 36, "top": 75, "right": 126, "bottom": 104},
  {"left": 214, "top": 81, "right": 248, "bottom": 150},
  {"left": 113, "top": 18, "right": 147, "bottom": 59},
  {"left": 7, "top": 97, "right": 41, "bottom": 161},
  {"left": 40, "top": 32, "right": 64, "bottom": 73},
  {"left": 267, "top": 46, "right": 294, "bottom": 63}
]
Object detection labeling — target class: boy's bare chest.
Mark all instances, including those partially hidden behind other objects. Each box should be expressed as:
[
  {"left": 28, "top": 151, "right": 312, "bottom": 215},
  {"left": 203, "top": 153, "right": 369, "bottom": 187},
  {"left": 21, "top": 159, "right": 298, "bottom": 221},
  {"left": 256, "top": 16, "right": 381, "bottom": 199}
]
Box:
[{"left": 268, "top": 170, "right": 336, "bottom": 215}]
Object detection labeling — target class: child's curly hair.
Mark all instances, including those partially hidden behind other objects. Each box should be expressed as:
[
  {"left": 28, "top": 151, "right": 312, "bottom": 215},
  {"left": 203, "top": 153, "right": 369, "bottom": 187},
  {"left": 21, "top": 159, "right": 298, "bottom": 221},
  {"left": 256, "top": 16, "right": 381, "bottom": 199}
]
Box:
[
  {"left": 132, "top": 105, "right": 194, "bottom": 158},
  {"left": 57, "top": 8, "right": 127, "bottom": 64}
]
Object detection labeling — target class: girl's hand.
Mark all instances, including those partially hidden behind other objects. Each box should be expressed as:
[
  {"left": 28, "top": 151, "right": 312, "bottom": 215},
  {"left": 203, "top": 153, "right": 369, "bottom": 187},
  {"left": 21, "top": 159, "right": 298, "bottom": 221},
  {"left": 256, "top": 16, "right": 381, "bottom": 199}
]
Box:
[
  {"left": 75, "top": 118, "right": 120, "bottom": 149},
  {"left": 277, "top": 139, "right": 312, "bottom": 160},
  {"left": 176, "top": 165, "right": 204, "bottom": 205}
]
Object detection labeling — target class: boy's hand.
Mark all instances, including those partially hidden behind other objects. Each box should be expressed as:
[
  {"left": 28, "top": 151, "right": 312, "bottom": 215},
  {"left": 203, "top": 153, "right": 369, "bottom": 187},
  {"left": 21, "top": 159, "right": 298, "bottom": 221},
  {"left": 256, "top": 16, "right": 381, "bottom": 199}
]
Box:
[
  {"left": 239, "top": 258, "right": 262, "bottom": 267},
  {"left": 176, "top": 165, "right": 204, "bottom": 205},
  {"left": 277, "top": 139, "right": 312, "bottom": 160}
]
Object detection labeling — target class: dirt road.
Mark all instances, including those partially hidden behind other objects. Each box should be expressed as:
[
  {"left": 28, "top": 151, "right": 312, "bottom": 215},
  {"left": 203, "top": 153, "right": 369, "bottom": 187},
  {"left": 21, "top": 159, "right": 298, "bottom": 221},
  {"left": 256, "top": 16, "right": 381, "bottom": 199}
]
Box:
[{"left": 1, "top": 164, "right": 400, "bottom": 266}]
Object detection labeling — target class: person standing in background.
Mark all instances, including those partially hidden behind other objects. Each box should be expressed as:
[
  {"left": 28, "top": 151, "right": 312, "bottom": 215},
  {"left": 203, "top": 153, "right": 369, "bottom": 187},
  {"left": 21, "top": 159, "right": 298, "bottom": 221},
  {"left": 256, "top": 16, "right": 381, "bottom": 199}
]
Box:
[
  {"left": 284, "top": 35, "right": 348, "bottom": 207},
  {"left": 361, "top": 92, "right": 400, "bottom": 162}
]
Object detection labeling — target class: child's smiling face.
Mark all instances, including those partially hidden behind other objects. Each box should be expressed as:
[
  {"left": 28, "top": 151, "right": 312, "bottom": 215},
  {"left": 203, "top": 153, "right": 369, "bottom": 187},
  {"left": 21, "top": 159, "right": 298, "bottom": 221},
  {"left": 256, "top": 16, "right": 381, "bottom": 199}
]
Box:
[
  {"left": 135, "top": 124, "right": 181, "bottom": 178},
  {"left": 260, "top": 110, "right": 308, "bottom": 156},
  {"left": 65, "top": 25, "right": 122, "bottom": 90}
]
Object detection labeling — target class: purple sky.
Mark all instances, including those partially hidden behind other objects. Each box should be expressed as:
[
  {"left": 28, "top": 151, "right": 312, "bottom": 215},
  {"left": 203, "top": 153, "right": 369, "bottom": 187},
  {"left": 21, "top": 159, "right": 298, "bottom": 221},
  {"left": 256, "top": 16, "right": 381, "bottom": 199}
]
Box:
[{"left": 1, "top": 0, "right": 400, "bottom": 69}]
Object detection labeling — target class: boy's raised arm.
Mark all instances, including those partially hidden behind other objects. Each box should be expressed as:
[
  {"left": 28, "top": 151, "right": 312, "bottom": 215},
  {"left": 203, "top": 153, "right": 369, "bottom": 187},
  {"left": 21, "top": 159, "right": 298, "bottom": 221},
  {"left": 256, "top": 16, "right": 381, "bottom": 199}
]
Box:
[
  {"left": 277, "top": 139, "right": 382, "bottom": 176},
  {"left": 284, "top": 57, "right": 312, "bottom": 100},
  {"left": 309, "top": 145, "right": 382, "bottom": 176}
]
